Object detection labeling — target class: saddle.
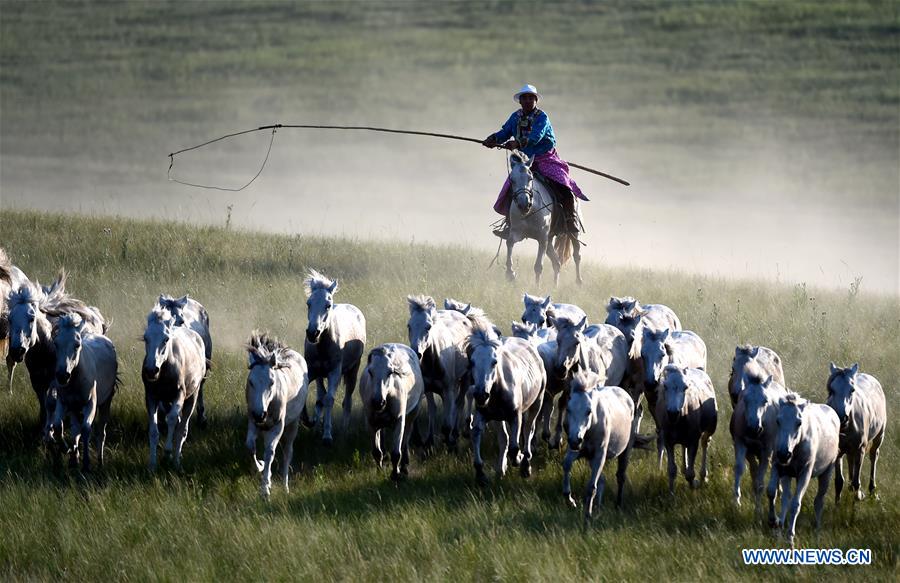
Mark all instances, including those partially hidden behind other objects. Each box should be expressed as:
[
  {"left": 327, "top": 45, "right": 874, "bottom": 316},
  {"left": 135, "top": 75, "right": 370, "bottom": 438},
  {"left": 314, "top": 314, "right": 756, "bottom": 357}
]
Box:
[{"left": 532, "top": 170, "right": 578, "bottom": 234}]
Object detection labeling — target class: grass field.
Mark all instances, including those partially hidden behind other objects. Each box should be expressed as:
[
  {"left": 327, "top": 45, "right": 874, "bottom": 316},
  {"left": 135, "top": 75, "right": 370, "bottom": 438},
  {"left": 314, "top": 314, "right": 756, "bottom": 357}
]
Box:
[{"left": 0, "top": 209, "right": 897, "bottom": 580}]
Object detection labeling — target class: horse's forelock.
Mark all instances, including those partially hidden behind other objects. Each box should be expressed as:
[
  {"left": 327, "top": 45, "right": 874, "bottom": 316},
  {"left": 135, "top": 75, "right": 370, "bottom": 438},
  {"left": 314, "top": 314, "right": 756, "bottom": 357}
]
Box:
[
  {"left": 467, "top": 328, "right": 500, "bottom": 354},
  {"left": 53, "top": 312, "right": 83, "bottom": 335},
  {"left": 407, "top": 294, "right": 435, "bottom": 314},
  {"left": 8, "top": 282, "right": 41, "bottom": 309},
  {"left": 304, "top": 268, "right": 336, "bottom": 297}
]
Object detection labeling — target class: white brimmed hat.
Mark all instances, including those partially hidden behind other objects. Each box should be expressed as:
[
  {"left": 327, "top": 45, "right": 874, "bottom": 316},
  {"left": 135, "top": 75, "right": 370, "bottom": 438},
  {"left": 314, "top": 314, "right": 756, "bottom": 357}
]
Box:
[{"left": 513, "top": 84, "right": 541, "bottom": 102}]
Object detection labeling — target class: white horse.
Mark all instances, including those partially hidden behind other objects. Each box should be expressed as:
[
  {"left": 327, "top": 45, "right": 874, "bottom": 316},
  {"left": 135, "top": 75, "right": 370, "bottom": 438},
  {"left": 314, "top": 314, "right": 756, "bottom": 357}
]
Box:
[
  {"left": 7, "top": 276, "right": 106, "bottom": 429},
  {"left": 407, "top": 295, "right": 471, "bottom": 450},
  {"left": 157, "top": 294, "right": 212, "bottom": 426},
  {"left": 562, "top": 372, "right": 636, "bottom": 519},
  {"left": 522, "top": 293, "right": 586, "bottom": 332},
  {"left": 359, "top": 343, "right": 424, "bottom": 480},
  {"left": 730, "top": 367, "right": 787, "bottom": 516},
  {"left": 467, "top": 327, "right": 546, "bottom": 483},
  {"left": 46, "top": 313, "right": 118, "bottom": 471},
  {"left": 826, "top": 363, "right": 886, "bottom": 502},
  {"left": 245, "top": 332, "right": 309, "bottom": 499},
  {"left": 304, "top": 269, "right": 366, "bottom": 446},
  {"left": 639, "top": 327, "right": 707, "bottom": 414},
  {"left": 657, "top": 365, "right": 717, "bottom": 496},
  {"left": 552, "top": 315, "right": 629, "bottom": 448},
  {"left": 511, "top": 320, "right": 564, "bottom": 447},
  {"left": 505, "top": 151, "right": 582, "bottom": 285},
  {"left": 770, "top": 392, "right": 840, "bottom": 546},
  {"left": 604, "top": 296, "right": 682, "bottom": 343},
  {"left": 728, "top": 345, "right": 785, "bottom": 407},
  {"left": 1, "top": 247, "right": 30, "bottom": 389},
  {"left": 142, "top": 304, "right": 207, "bottom": 470}
]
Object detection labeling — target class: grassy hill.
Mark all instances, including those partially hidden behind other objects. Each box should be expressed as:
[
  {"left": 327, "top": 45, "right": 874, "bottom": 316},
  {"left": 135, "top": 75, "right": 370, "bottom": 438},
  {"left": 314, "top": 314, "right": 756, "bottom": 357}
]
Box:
[{"left": 0, "top": 209, "right": 897, "bottom": 579}]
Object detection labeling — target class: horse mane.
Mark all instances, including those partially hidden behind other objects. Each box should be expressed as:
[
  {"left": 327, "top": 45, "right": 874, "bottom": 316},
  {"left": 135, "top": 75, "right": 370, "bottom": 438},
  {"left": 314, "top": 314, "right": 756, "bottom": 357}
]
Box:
[
  {"left": 147, "top": 305, "right": 173, "bottom": 326},
  {"left": 462, "top": 306, "right": 497, "bottom": 334},
  {"left": 510, "top": 321, "right": 535, "bottom": 337},
  {"left": 39, "top": 272, "right": 108, "bottom": 333},
  {"left": 7, "top": 281, "right": 41, "bottom": 309},
  {"left": 781, "top": 391, "right": 806, "bottom": 408},
  {"left": 509, "top": 150, "right": 530, "bottom": 167},
  {"left": 743, "top": 361, "right": 766, "bottom": 386},
  {"left": 246, "top": 330, "right": 293, "bottom": 367},
  {"left": 736, "top": 344, "right": 755, "bottom": 356},
  {"left": 607, "top": 296, "right": 637, "bottom": 312},
  {"left": 407, "top": 294, "right": 436, "bottom": 314},
  {"left": 465, "top": 327, "right": 501, "bottom": 354},
  {"left": 304, "top": 268, "right": 337, "bottom": 297},
  {"left": 368, "top": 345, "right": 406, "bottom": 374},
  {"left": 52, "top": 312, "right": 83, "bottom": 336}
]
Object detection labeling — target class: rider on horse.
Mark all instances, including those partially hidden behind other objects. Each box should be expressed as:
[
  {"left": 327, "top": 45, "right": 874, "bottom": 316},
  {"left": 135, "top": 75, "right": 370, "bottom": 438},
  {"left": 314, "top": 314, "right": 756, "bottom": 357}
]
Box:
[{"left": 482, "top": 84, "right": 588, "bottom": 239}]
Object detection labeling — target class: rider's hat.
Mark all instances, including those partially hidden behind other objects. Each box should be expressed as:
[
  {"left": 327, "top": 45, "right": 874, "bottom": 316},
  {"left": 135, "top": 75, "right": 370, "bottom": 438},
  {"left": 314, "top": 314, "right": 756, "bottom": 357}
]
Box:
[{"left": 513, "top": 84, "right": 541, "bottom": 103}]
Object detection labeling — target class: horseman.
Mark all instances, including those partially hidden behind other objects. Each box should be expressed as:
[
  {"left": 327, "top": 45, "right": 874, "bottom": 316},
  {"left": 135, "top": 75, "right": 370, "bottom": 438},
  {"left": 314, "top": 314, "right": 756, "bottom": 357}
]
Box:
[{"left": 482, "top": 84, "right": 588, "bottom": 239}]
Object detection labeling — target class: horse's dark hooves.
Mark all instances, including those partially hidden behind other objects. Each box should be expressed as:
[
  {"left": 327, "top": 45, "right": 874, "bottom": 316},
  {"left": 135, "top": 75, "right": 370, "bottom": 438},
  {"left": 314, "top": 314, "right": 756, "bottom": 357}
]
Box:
[{"left": 322, "top": 436, "right": 334, "bottom": 448}]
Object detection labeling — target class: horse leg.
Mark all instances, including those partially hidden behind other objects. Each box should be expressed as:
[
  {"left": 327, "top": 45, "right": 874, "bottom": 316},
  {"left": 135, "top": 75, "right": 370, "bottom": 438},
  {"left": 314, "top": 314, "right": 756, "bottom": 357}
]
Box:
[
  {"left": 147, "top": 397, "right": 161, "bottom": 471},
  {"left": 79, "top": 398, "right": 97, "bottom": 473},
  {"left": 521, "top": 395, "right": 542, "bottom": 478},
  {"left": 196, "top": 379, "right": 208, "bottom": 429},
  {"left": 615, "top": 446, "right": 631, "bottom": 509},
  {"left": 400, "top": 406, "right": 418, "bottom": 476},
  {"left": 562, "top": 448, "right": 578, "bottom": 507},
  {"left": 341, "top": 360, "right": 360, "bottom": 432},
  {"left": 834, "top": 453, "right": 844, "bottom": 503},
  {"left": 685, "top": 439, "right": 699, "bottom": 488},
  {"left": 371, "top": 428, "right": 384, "bottom": 467},
  {"left": 869, "top": 430, "right": 884, "bottom": 496},
  {"left": 260, "top": 419, "right": 284, "bottom": 500},
  {"left": 785, "top": 470, "right": 812, "bottom": 546},
  {"left": 172, "top": 392, "right": 197, "bottom": 469},
  {"left": 245, "top": 418, "right": 263, "bottom": 473},
  {"left": 321, "top": 368, "right": 342, "bottom": 446},
  {"left": 496, "top": 420, "right": 510, "bottom": 478},
  {"left": 94, "top": 397, "right": 112, "bottom": 468},
  {"left": 472, "top": 411, "right": 487, "bottom": 484},
  {"left": 585, "top": 449, "right": 607, "bottom": 520},
  {"left": 390, "top": 417, "right": 405, "bottom": 481},
  {"left": 572, "top": 233, "right": 584, "bottom": 285},
  {"left": 534, "top": 238, "right": 546, "bottom": 285},
  {"left": 508, "top": 411, "right": 523, "bottom": 468},
  {"left": 733, "top": 441, "right": 747, "bottom": 507},
  {"left": 540, "top": 391, "right": 554, "bottom": 445},
  {"left": 280, "top": 418, "right": 300, "bottom": 492},
  {"left": 505, "top": 237, "right": 517, "bottom": 281},
  {"left": 545, "top": 234, "right": 561, "bottom": 287},
  {"left": 550, "top": 390, "right": 569, "bottom": 450},
  {"left": 778, "top": 475, "right": 793, "bottom": 537},
  {"left": 164, "top": 394, "right": 185, "bottom": 464},
  {"left": 814, "top": 463, "right": 833, "bottom": 531},
  {"left": 767, "top": 464, "right": 781, "bottom": 528},
  {"left": 699, "top": 431, "right": 711, "bottom": 484},
  {"left": 850, "top": 448, "right": 864, "bottom": 500},
  {"left": 666, "top": 441, "right": 677, "bottom": 496},
  {"left": 424, "top": 392, "right": 437, "bottom": 450},
  {"left": 312, "top": 377, "right": 325, "bottom": 427}
]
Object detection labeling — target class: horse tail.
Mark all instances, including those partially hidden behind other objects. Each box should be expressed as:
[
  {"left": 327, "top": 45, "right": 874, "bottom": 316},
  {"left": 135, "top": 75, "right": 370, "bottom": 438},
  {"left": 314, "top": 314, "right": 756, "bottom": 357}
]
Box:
[{"left": 554, "top": 234, "right": 574, "bottom": 267}]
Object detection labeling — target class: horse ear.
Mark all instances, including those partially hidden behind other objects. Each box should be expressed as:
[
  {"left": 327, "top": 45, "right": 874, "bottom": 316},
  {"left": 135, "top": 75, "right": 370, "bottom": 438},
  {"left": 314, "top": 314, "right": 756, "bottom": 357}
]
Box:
[
  {"left": 749, "top": 346, "right": 760, "bottom": 358},
  {"left": 623, "top": 299, "right": 637, "bottom": 312},
  {"left": 849, "top": 363, "right": 859, "bottom": 376},
  {"left": 576, "top": 315, "right": 587, "bottom": 331},
  {"left": 547, "top": 314, "right": 557, "bottom": 329},
  {"left": 661, "top": 328, "right": 670, "bottom": 340},
  {"left": 829, "top": 361, "right": 839, "bottom": 375},
  {"left": 763, "top": 375, "right": 773, "bottom": 388},
  {"left": 541, "top": 295, "right": 552, "bottom": 309},
  {"left": 606, "top": 297, "right": 617, "bottom": 312},
  {"left": 462, "top": 303, "right": 472, "bottom": 315},
  {"left": 328, "top": 280, "right": 338, "bottom": 294}
]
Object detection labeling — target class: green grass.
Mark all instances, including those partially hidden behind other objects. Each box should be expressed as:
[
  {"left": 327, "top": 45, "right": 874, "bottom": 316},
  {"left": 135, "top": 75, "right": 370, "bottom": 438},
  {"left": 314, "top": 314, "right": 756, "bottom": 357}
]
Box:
[{"left": 0, "top": 209, "right": 898, "bottom": 580}]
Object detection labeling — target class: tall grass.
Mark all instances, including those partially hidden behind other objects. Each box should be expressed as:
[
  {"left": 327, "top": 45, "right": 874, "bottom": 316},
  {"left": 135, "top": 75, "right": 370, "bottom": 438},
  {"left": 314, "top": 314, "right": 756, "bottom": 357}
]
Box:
[{"left": 0, "top": 209, "right": 897, "bottom": 579}]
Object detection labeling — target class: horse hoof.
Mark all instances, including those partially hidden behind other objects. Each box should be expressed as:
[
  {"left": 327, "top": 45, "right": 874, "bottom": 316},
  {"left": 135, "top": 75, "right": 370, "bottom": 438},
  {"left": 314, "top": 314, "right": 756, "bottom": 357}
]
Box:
[
  {"left": 520, "top": 462, "right": 532, "bottom": 479},
  {"left": 506, "top": 271, "right": 517, "bottom": 282},
  {"left": 565, "top": 494, "right": 577, "bottom": 508},
  {"left": 476, "top": 472, "right": 490, "bottom": 486},
  {"left": 322, "top": 436, "right": 334, "bottom": 448}
]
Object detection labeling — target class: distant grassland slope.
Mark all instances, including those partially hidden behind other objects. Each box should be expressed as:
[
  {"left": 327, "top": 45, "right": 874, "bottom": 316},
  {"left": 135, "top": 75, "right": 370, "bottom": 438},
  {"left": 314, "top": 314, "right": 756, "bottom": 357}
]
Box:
[
  {"left": 1, "top": 0, "right": 897, "bottom": 202},
  {"left": 0, "top": 210, "right": 897, "bottom": 580}
]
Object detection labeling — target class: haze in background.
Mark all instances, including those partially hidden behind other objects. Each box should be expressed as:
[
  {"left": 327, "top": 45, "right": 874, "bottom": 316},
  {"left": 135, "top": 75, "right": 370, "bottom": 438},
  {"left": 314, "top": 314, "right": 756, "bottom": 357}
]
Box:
[{"left": 1, "top": 1, "right": 897, "bottom": 294}]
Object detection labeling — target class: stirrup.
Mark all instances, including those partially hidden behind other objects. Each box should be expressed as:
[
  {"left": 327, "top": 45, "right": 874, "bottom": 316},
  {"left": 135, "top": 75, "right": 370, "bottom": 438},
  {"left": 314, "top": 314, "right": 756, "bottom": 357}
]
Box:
[{"left": 493, "top": 225, "right": 510, "bottom": 239}]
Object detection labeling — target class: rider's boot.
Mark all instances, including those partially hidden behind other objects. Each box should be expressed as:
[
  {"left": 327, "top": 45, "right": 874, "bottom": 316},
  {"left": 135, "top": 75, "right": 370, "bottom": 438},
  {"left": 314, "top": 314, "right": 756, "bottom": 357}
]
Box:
[
  {"left": 559, "top": 188, "right": 580, "bottom": 235},
  {"left": 493, "top": 218, "right": 510, "bottom": 239}
]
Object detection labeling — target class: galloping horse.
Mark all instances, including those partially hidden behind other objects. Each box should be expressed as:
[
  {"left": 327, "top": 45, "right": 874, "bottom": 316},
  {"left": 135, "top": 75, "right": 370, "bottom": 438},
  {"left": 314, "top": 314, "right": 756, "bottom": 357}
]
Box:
[{"left": 505, "top": 151, "right": 583, "bottom": 285}]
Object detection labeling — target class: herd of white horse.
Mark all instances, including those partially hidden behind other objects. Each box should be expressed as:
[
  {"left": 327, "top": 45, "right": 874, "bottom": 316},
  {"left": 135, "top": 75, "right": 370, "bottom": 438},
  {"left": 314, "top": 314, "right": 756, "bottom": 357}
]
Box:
[{"left": 0, "top": 249, "right": 887, "bottom": 547}]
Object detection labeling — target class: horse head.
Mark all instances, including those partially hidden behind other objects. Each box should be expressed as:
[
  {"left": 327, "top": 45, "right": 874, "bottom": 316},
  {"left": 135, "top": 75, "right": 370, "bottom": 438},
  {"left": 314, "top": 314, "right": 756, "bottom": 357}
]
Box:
[{"left": 509, "top": 150, "right": 534, "bottom": 213}]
